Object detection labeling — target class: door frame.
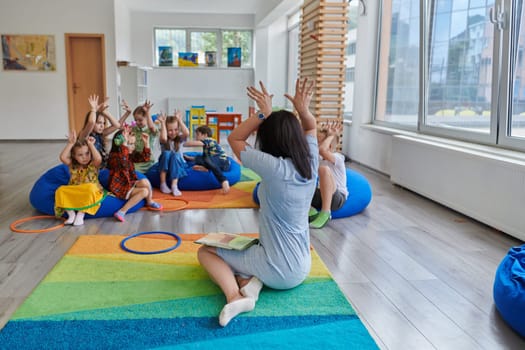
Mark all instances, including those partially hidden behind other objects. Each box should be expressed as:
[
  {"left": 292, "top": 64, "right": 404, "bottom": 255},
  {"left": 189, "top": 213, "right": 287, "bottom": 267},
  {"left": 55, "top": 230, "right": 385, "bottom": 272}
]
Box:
[{"left": 65, "top": 33, "right": 107, "bottom": 131}]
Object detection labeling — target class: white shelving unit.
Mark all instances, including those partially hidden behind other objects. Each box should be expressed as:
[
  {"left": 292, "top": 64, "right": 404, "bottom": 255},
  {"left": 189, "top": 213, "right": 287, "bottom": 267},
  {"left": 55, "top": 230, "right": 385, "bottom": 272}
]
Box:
[{"left": 118, "top": 65, "right": 151, "bottom": 116}]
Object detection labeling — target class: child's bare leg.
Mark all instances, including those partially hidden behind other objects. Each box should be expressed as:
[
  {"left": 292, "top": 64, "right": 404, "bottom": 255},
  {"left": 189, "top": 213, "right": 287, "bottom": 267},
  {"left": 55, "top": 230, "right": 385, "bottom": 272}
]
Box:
[
  {"left": 221, "top": 180, "right": 230, "bottom": 194},
  {"left": 136, "top": 179, "right": 162, "bottom": 208},
  {"left": 119, "top": 188, "right": 148, "bottom": 214}
]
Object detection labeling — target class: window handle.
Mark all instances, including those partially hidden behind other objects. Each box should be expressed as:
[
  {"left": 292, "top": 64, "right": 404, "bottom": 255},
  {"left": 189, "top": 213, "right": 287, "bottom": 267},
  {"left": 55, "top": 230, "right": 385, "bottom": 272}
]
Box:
[{"left": 489, "top": 5, "right": 506, "bottom": 30}]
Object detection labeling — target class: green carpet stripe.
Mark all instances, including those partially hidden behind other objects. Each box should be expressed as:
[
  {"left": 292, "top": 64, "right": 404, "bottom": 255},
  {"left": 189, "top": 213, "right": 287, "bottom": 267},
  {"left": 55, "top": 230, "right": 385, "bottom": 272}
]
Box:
[
  {"left": 14, "top": 280, "right": 353, "bottom": 321},
  {"left": 43, "top": 256, "right": 207, "bottom": 282},
  {"left": 12, "top": 280, "right": 220, "bottom": 319},
  {"left": 239, "top": 167, "right": 261, "bottom": 181}
]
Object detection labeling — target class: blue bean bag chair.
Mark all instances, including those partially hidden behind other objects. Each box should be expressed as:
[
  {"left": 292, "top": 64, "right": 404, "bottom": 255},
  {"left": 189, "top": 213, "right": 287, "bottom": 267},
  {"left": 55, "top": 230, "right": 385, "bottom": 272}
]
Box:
[
  {"left": 29, "top": 164, "right": 145, "bottom": 218},
  {"left": 493, "top": 245, "right": 525, "bottom": 337},
  {"left": 146, "top": 152, "right": 241, "bottom": 191},
  {"left": 252, "top": 168, "right": 372, "bottom": 218}
]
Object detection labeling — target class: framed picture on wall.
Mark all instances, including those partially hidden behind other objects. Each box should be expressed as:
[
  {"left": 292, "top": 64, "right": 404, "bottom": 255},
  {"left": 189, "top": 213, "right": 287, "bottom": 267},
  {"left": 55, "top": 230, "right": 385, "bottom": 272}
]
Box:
[
  {"left": 2, "top": 34, "right": 56, "bottom": 71},
  {"left": 158, "top": 46, "right": 173, "bottom": 66},
  {"left": 227, "top": 47, "right": 241, "bottom": 67},
  {"left": 205, "top": 51, "right": 216, "bottom": 67},
  {"left": 178, "top": 52, "right": 198, "bottom": 67}
]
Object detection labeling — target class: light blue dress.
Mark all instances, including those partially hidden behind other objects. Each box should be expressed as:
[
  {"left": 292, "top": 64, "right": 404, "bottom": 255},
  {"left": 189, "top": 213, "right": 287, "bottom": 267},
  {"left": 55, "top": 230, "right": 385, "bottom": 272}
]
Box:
[{"left": 217, "top": 134, "right": 319, "bottom": 289}]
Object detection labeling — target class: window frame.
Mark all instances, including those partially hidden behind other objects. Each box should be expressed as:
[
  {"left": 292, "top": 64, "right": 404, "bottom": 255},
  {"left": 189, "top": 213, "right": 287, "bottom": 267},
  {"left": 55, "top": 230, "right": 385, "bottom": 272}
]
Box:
[
  {"left": 153, "top": 27, "right": 253, "bottom": 68},
  {"left": 374, "top": 0, "right": 525, "bottom": 152}
]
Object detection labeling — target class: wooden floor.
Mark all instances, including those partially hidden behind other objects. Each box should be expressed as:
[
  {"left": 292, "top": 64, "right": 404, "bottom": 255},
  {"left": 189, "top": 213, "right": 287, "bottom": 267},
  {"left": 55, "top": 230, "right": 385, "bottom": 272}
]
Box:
[{"left": 1, "top": 141, "right": 524, "bottom": 349}]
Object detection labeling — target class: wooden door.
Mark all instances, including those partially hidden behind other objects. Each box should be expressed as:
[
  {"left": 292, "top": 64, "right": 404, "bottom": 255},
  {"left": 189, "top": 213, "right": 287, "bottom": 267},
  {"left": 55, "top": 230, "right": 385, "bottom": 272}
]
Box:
[{"left": 65, "top": 34, "right": 106, "bottom": 133}]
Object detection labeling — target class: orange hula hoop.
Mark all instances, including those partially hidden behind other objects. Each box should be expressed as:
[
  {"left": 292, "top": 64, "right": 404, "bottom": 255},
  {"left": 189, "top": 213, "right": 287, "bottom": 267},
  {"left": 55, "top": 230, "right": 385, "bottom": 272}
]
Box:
[
  {"left": 10, "top": 215, "right": 66, "bottom": 234},
  {"left": 143, "top": 198, "right": 190, "bottom": 212}
]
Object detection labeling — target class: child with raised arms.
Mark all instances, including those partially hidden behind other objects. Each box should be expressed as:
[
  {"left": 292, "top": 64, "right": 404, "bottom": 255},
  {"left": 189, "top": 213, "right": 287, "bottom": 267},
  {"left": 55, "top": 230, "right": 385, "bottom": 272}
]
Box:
[
  {"left": 55, "top": 130, "right": 104, "bottom": 226},
  {"left": 157, "top": 109, "right": 190, "bottom": 196},
  {"left": 78, "top": 95, "right": 131, "bottom": 167},
  {"left": 309, "top": 121, "right": 348, "bottom": 229},
  {"left": 107, "top": 126, "right": 162, "bottom": 222}
]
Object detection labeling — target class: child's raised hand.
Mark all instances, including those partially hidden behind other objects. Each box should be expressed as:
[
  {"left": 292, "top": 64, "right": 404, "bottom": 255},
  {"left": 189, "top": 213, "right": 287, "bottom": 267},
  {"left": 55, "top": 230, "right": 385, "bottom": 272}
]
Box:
[
  {"left": 121, "top": 99, "right": 132, "bottom": 114},
  {"left": 157, "top": 112, "right": 167, "bottom": 124},
  {"left": 174, "top": 109, "right": 183, "bottom": 121},
  {"left": 97, "top": 97, "right": 110, "bottom": 112},
  {"left": 143, "top": 100, "right": 154, "bottom": 112},
  {"left": 88, "top": 95, "right": 99, "bottom": 111},
  {"left": 67, "top": 130, "right": 77, "bottom": 144},
  {"left": 86, "top": 135, "right": 96, "bottom": 145},
  {"left": 328, "top": 121, "right": 342, "bottom": 135},
  {"left": 247, "top": 81, "right": 273, "bottom": 116}
]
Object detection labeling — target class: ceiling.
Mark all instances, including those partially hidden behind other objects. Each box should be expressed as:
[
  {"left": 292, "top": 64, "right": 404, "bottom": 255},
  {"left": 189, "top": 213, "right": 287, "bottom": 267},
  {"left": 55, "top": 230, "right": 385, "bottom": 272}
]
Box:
[{"left": 122, "top": 0, "right": 283, "bottom": 15}]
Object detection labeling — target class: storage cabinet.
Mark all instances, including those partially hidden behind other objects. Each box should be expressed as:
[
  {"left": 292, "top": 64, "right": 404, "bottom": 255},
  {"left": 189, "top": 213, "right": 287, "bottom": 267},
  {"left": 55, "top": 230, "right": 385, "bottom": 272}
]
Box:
[{"left": 118, "top": 66, "right": 151, "bottom": 115}]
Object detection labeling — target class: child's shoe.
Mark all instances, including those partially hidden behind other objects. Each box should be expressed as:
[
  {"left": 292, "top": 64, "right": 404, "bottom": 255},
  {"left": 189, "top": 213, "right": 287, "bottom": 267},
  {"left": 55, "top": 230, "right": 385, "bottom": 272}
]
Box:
[
  {"left": 65, "top": 210, "right": 76, "bottom": 225},
  {"left": 73, "top": 211, "right": 85, "bottom": 226},
  {"left": 308, "top": 207, "right": 319, "bottom": 222},
  {"left": 160, "top": 182, "right": 171, "bottom": 194},
  {"left": 172, "top": 186, "right": 182, "bottom": 196},
  {"left": 114, "top": 211, "right": 125, "bottom": 222},
  {"left": 309, "top": 211, "right": 331, "bottom": 229},
  {"left": 148, "top": 202, "right": 163, "bottom": 210}
]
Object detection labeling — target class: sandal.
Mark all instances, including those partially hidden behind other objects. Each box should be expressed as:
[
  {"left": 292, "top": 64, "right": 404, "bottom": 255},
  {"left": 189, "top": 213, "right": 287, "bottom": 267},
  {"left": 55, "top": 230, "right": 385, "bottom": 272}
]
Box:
[{"left": 148, "top": 202, "right": 163, "bottom": 210}]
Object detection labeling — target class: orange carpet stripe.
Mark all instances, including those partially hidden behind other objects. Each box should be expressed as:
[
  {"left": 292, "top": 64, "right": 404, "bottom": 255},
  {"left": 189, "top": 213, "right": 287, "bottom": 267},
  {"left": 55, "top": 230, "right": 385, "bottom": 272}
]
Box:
[{"left": 67, "top": 234, "right": 259, "bottom": 255}]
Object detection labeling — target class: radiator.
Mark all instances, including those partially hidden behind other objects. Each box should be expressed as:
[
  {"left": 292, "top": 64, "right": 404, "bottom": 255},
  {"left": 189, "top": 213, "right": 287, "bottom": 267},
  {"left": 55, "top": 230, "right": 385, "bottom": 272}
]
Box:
[{"left": 391, "top": 135, "right": 525, "bottom": 241}]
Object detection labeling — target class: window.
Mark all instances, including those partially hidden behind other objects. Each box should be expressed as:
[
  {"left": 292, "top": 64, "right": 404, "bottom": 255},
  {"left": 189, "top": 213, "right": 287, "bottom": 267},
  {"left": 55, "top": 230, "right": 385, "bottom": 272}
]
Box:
[
  {"left": 286, "top": 10, "right": 301, "bottom": 109},
  {"left": 375, "top": 0, "right": 420, "bottom": 127},
  {"left": 154, "top": 28, "right": 252, "bottom": 67},
  {"left": 221, "top": 30, "right": 253, "bottom": 68},
  {"left": 425, "top": 0, "right": 494, "bottom": 139},
  {"left": 155, "top": 29, "right": 186, "bottom": 64},
  {"left": 344, "top": 1, "right": 360, "bottom": 120},
  {"left": 375, "top": 0, "right": 525, "bottom": 151},
  {"left": 190, "top": 31, "right": 218, "bottom": 65}
]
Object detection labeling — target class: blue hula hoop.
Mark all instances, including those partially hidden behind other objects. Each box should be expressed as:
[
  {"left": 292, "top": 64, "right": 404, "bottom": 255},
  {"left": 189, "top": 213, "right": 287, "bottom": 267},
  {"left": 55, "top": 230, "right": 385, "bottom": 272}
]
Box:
[{"left": 120, "top": 231, "right": 182, "bottom": 255}]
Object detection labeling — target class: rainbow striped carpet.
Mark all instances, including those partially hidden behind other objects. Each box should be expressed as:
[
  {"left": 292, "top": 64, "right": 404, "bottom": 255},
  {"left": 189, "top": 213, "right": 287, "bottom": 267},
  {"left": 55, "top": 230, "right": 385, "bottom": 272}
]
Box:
[{"left": 0, "top": 234, "right": 378, "bottom": 349}]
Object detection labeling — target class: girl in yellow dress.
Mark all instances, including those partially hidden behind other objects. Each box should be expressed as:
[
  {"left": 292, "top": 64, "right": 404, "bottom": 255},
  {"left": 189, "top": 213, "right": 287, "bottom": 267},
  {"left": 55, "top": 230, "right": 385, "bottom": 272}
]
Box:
[{"left": 54, "top": 130, "right": 104, "bottom": 226}]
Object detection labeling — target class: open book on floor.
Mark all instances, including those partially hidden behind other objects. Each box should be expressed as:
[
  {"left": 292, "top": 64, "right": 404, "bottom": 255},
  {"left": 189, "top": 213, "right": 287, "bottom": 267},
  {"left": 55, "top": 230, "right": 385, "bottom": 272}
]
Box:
[{"left": 194, "top": 232, "right": 259, "bottom": 250}]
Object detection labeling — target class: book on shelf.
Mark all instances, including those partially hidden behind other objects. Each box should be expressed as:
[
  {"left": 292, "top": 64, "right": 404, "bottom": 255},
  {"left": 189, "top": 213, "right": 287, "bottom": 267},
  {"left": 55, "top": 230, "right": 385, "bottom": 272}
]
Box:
[{"left": 194, "top": 232, "right": 259, "bottom": 250}]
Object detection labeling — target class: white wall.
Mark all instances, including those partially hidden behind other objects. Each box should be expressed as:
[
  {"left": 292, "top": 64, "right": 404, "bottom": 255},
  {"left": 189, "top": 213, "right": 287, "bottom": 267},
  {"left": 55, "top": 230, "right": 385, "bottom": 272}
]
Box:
[
  {"left": 0, "top": 0, "right": 118, "bottom": 140},
  {"left": 148, "top": 67, "right": 254, "bottom": 115},
  {"left": 114, "top": 0, "right": 132, "bottom": 61}
]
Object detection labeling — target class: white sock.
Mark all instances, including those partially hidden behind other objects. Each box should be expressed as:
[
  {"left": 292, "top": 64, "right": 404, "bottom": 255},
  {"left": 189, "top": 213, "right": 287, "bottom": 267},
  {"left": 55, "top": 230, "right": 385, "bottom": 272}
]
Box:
[
  {"left": 240, "top": 277, "right": 263, "bottom": 301},
  {"left": 73, "top": 211, "right": 85, "bottom": 226},
  {"left": 218, "top": 297, "right": 255, "bottom": 327},
  {"left": 65, "top": 210, "right": 76, "bottom": 225},
  {"left": 172, "top": 183, "right": 181, "bottom": 196},
  {"left": 160, "top": 182, "right": 171, "bottom": 193}
]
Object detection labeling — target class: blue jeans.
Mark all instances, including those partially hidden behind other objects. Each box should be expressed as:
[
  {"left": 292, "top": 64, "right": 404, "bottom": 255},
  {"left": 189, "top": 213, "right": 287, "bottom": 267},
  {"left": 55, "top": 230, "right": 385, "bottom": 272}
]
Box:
[
  {"left": 158, "top": 151, "right": 188, "bottom": 183},
  {"left": 194, "top": 154, "right": 230, "bottom": 183}
]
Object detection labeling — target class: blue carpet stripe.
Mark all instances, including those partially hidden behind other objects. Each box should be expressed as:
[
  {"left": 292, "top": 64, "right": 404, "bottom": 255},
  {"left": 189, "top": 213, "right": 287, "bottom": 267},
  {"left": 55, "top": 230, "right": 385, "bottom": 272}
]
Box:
[
  {"left": 0, "top": 315, "right": 361, "bottom": 349},
  {"left": 153, "top": 318, "right": 379, "bottom": 350}
]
